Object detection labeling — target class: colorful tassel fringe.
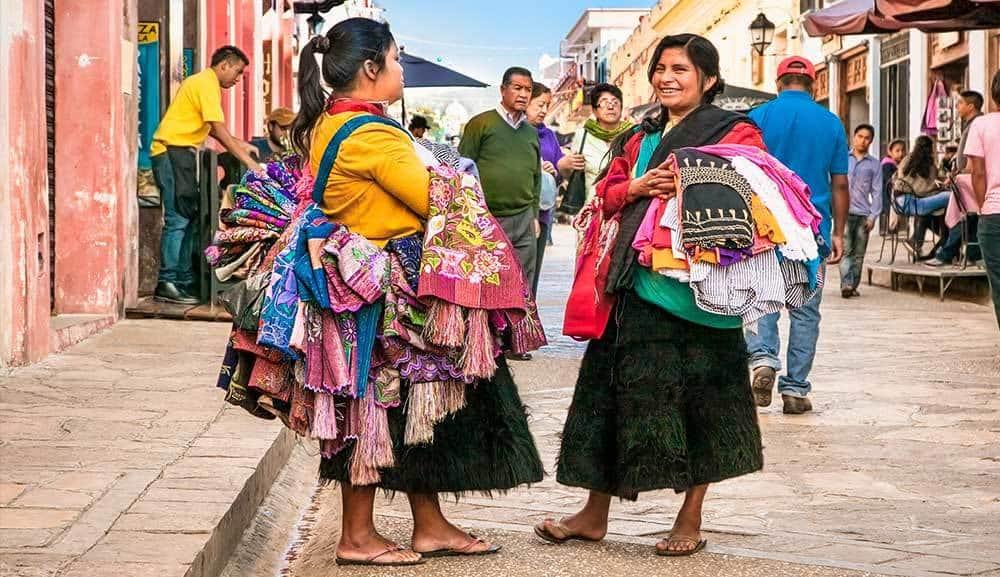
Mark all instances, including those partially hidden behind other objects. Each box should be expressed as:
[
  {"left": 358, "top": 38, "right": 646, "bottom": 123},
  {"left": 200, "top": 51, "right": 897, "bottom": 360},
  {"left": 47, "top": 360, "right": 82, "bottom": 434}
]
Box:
[
  {"left": 404, "top": 380, "right": 467, "bottom": 446},
  {"left": 460, "top": 308, "right": 496, "bottom": 379},
  {"left": 349, "top": 394, "right": 394, "bottom": 486},
  {"left": 423, "top": 299, "right": 466, "bottom": 348}
]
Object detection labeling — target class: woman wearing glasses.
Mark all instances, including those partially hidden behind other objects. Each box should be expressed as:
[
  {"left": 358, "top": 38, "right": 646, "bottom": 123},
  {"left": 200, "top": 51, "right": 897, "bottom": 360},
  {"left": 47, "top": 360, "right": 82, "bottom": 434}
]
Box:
[{"left": 558, "top": 83, "right": 634, "bottom": 202}]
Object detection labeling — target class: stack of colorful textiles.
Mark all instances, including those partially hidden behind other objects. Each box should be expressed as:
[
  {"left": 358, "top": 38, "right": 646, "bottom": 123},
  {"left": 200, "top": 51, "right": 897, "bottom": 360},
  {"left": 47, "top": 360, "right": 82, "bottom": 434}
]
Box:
[
  {"left": 211, "top": 159, "right": 546, "bottom": 486},
  {"left": 204, "top": 154, "right": 305, "bottom": 281},
  {"left": 632, "top": 144, "right": 827, "bottom": 327}
]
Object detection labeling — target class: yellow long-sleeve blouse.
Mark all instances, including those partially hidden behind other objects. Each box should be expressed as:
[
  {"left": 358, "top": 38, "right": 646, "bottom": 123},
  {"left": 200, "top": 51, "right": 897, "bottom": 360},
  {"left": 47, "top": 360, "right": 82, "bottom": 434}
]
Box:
[{"left": 309, "top": 110, "right": 430, "bottom": 247}]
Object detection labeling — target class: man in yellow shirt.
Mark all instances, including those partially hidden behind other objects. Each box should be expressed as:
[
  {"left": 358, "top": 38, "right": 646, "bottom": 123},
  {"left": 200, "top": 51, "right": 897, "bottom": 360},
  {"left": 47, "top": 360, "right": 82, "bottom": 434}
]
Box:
[{"left": 151, "top": 45, "right": 262, "bottom": 304}]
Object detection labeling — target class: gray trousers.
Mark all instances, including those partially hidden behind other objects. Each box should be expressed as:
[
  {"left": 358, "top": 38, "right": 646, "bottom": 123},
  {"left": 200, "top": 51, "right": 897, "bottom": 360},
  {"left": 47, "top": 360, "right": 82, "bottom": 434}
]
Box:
[{"left": 496, "top": 209, "right": 538, "bottom": 288}]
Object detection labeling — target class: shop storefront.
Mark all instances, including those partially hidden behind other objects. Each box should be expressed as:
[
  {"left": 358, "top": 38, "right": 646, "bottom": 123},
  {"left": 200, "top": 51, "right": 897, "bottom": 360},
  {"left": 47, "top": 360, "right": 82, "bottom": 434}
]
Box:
[
  {"left": 815, "top": 62, "right": 831, "bottom": 109},
  {"left": 879, "top": 32, "right": 910, "bottom": 147},
  {"left": 839, "top": 44, "right": 870, "bottom": 133}
]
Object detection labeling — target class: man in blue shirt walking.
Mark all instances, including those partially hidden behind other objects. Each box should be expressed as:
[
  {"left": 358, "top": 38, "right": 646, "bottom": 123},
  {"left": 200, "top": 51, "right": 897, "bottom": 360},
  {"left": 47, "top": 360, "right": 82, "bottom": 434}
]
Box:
[
  {"left": 841, "top": 124, "right": 882, "bottom": 297},
  {"left": 745, "top": 56, "right": 850, "bottom": 415}
]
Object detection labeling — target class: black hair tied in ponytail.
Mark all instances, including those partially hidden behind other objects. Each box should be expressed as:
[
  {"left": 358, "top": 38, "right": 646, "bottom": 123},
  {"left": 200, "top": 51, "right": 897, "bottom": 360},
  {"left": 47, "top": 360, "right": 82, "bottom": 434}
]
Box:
[{"left": 290, "top": 18, "right": 395, "bottom": 154}]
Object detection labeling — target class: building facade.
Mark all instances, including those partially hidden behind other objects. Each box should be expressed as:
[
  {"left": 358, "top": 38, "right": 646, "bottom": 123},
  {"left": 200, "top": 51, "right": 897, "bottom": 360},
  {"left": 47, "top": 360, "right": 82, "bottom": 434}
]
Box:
[
  {"left": 550, "top": 8, "right": 650, "bottom": 132},
  {"left": 1, "top": 0, "right": 299, "bottom": 367},
  {"left": 609, "top": 0, "right": 998, "bottom": 157}
]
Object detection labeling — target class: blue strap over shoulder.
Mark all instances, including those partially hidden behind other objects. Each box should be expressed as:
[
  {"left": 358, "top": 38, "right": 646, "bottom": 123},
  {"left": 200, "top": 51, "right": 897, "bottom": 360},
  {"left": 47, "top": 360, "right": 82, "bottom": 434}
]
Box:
[{"left": 311, "top": 114, "right": 408, "bottom": 205}]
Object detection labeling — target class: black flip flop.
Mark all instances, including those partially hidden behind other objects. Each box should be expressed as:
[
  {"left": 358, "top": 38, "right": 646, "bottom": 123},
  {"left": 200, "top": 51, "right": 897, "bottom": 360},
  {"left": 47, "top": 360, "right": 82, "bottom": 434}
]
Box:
[
  {"left": 655, "top": 536, "right": 707, "bottom": 557},
  {"left": 335, "top": 546, "right": 425, "bottom": 566},
  {"left": 418, "top": 536, "right": 502, "bottom": 558}
]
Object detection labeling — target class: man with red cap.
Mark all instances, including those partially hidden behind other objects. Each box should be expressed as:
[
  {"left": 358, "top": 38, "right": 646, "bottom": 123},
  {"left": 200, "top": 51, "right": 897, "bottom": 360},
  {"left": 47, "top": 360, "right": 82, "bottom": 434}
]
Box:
[{"left": 743, "top": 56, "right": 850, "bottom": 415}]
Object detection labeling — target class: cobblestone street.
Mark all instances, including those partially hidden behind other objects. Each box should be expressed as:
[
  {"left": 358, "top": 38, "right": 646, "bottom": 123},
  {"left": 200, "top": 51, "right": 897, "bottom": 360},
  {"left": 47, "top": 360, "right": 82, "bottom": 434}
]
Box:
[
  {"left": 3, "top": 225, "right": 998, "bottom": 577},
  {"left": 354, "top": 225, "right": 1000, "bottom": 577}
]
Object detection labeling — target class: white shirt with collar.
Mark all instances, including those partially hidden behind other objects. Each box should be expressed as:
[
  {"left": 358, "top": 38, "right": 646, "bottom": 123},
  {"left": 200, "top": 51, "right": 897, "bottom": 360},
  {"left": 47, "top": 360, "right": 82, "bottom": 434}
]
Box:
[{"left": 496, "top": 104, "right": 525, "bottom": 129}]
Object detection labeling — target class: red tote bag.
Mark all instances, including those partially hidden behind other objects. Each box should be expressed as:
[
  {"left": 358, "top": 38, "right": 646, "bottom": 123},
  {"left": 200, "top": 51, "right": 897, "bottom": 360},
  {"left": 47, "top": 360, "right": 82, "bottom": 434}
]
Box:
[{"left": 562, "top": 198, "right": 619, "bottom": 341}]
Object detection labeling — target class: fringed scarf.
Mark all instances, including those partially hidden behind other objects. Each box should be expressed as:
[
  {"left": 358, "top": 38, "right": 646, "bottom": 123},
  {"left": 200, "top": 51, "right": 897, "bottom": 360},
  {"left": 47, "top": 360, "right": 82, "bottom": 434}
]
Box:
[{"left": 417, "top": 164, "right": 546, "bottom": 379}]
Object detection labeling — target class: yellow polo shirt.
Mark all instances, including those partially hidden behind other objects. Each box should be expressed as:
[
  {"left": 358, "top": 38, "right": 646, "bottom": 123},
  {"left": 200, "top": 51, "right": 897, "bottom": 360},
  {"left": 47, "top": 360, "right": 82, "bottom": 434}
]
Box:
[{"left": 151, "top": 69, "right": 225, "bottom": 157}]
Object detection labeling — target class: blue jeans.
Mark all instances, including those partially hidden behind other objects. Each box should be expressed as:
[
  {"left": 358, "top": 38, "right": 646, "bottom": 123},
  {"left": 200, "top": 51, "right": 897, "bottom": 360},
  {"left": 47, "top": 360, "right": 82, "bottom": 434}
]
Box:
[
  {"left": 935, "top": 214, "right": 981, "bottom": 262},
  {"left": 840, "top": 215, "right": 871, "bottom": 290},
  {"left": 152, "top": 151, "right": 196, "bottom": 286},
  {"left": 979, "top": 214, "right": 1000, "bottom": 330},
  {"left": 895, "top": 191, "right": 950, "bottom": 216},
  {"left": 745, "top": 269, "right": 824, "bottom": 398}
]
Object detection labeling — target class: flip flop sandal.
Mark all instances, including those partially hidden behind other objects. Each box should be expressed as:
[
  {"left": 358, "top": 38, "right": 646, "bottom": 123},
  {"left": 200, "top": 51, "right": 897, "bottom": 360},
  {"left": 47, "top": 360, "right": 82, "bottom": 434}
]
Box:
[
  {"left": 335, "top": 545, "right": 426, "bottom": 566},
  {"left": 534, "top": 519, "right": 603, "bottom": 545},
  {"left": 655, "top": 536, "right": 707, "bottom": 557},
  {"left": 418, "top": 535, "right": 502, "bottom": 558}
]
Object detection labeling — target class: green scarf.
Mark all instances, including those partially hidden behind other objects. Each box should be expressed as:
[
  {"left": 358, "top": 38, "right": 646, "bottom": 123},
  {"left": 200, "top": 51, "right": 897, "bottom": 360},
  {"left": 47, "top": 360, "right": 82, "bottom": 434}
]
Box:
[{"left": 584, "top": 118, "right": 634, "bottom": 143}]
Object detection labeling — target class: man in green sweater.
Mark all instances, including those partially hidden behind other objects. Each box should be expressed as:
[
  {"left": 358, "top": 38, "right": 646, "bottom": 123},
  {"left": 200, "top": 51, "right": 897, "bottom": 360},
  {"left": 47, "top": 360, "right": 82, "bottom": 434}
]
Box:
[{"left": 460, "top": 67, "right": 542, "bottom": 332}]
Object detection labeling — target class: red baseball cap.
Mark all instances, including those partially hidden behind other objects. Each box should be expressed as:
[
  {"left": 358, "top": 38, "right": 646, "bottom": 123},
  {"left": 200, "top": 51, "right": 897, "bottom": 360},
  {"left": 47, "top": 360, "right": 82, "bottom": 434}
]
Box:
[{"left": 777, "top": 56, "right": 816, "bottom": 80}]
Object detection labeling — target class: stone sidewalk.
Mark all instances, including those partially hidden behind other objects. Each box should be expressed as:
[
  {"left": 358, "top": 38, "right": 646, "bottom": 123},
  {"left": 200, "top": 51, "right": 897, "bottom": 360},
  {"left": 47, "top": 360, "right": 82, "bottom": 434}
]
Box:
[
  {"left": 371, "top": 225, "right": 1000, "bottom": 577},
  {"left": 0, "top": 320, "right": 292, "bottom": 577}
]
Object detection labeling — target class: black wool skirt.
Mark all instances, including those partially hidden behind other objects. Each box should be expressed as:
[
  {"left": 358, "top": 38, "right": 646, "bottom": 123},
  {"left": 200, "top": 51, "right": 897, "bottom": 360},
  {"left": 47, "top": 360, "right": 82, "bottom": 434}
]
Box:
[
  {"left": 320, "top": 356, "right": 544, "bottom": 495},
  {"left": 556, "top": 291, "right": 764, "bottom": 500}
]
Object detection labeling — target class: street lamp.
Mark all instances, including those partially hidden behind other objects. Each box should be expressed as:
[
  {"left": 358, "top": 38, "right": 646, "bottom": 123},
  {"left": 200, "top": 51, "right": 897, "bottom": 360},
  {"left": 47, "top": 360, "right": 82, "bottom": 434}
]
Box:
[{"left": 749, "top": 12, "right": 776, "bottom": 56}]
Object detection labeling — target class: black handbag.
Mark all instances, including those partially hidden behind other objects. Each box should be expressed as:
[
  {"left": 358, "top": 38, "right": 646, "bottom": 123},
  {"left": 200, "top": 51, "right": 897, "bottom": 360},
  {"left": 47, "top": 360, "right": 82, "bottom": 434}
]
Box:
[
  {"left": 218, "top": 272, "right": 269, "bottom": 331},
  {"left": 559, "top": 130, "right": 589, "bottom": 216}
]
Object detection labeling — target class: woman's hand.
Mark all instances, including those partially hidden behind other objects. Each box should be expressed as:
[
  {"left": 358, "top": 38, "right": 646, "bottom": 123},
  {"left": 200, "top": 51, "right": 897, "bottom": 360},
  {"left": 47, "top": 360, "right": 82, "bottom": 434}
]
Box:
[
  {"left": 541, "top": 160, "right": 557, "bottom": 176},
  {"left": 558, "top": 153, "right": 587, "bottom": 176},
  {"left": 626, "top": 166, "right": 676, "bottom": 203}
]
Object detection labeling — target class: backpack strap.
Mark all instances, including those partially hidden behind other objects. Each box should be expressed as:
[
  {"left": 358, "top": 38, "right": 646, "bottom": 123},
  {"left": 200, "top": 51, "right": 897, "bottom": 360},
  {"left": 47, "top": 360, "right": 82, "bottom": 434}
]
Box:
[{"left": 311, "top": 114, "right": 409, "bottom": 205}]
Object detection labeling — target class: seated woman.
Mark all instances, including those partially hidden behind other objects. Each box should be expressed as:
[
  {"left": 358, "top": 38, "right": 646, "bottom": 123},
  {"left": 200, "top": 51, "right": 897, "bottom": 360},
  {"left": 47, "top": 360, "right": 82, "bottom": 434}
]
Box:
[{"left": 893, "top": 135, "right": 951, "bottom": 256}]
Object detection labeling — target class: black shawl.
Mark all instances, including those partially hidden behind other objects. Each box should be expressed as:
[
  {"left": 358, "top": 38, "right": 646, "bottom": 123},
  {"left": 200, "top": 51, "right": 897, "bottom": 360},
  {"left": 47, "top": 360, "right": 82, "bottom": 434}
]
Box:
[{"left": 605, "top": 104, "right": 755, "bottom": 293}]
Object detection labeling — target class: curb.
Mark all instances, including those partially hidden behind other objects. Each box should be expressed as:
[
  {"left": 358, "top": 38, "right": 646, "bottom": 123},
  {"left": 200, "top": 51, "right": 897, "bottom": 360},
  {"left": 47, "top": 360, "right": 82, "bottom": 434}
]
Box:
[{"left": 185, "top": 427, "right": 298, "bottom": 577}]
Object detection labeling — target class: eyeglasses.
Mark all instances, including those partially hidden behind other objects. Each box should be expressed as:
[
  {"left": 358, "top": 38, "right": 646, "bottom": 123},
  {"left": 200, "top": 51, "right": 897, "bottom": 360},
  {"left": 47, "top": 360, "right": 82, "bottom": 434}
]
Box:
[{"left": 595, "top": 100, "right": 621, "bottom": 110}]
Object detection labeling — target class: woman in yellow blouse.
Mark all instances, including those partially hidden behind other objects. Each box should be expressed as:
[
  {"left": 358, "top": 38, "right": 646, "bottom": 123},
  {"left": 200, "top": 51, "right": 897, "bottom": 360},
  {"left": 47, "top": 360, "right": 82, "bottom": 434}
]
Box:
[{"left": 289, "top": 18, "right": 542, "bottom": 567}]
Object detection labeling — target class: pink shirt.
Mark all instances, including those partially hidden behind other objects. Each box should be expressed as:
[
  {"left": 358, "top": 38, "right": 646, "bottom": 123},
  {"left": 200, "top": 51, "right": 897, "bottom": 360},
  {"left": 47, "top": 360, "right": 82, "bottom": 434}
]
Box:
[{"left": 963, "top": 112, "right": 1000, "bottom": 215}]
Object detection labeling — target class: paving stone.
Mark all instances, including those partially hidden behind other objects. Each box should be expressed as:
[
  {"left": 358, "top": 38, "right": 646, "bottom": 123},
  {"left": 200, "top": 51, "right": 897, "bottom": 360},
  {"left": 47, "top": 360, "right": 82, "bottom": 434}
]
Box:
[
  {"left": 804, "top": 543, "right": 909, "bottom": 565},
  {"left": 113, "top": 512, "right": 219, "bottom": 534},
  {"left": 60, "top": 561, "right": 190, "bottom": 577},
  {"left": 0, "top": 508, "right": 78, "bottom": 529},
  {"left": 80, "top": 531, "right": 209, "bottom": 564},
  {"left": 46, "top": 471, "right": 123, "bottom": 493},
  {"left": 0, "top": 484, "right": 27, "bottom": 505},
  {"left": 882, "top": 554, "right": 1000, "bottom": 575},
  {"left": 0, "top": 528, "right": 59, "bottom": 548},
  {"left": 12, "top": 488, "right": 96, "bottom": 509},
  {"left": 0, "top": 553, "right": 71, "bottom": 577}
]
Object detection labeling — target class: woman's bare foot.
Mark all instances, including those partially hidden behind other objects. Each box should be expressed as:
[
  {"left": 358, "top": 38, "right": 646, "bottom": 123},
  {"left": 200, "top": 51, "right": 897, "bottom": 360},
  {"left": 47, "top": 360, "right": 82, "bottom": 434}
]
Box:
[
  {"left": 336, "top": 530, "right": 422, "bottom": 564},
  {"left": 536, "top": 510, "right": 608, "bottom": 543},
  {"left": 412, "top": 519, "right": 496, "bottom": 554},
  {"left": 655, "top": 514, "right": 703, "bottom": 555}
]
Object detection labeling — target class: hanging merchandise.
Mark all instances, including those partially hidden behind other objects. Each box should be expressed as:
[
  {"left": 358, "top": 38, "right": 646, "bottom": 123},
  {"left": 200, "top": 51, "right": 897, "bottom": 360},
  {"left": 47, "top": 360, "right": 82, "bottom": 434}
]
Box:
[
  {"left": 629, "top": 144, "right": 826, "bottom": 330},
  {"left": 207, "top": 136, "right": 546, "bottom": 486}
]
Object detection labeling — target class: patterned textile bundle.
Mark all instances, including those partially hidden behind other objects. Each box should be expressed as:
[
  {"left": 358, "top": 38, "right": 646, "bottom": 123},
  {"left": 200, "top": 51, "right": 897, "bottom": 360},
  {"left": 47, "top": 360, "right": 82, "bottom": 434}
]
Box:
[
  {"left": 204, "top": 154, "right": 303, "bottom": 280},
  {"left": 633, "top": 144, "right": 827, "bottom": 327},
  {"left": 213, "top": 162, "right": 545, "bottom": 486},
  {"left": 418, "top": 165, "right": 547, "bottom": 380}
]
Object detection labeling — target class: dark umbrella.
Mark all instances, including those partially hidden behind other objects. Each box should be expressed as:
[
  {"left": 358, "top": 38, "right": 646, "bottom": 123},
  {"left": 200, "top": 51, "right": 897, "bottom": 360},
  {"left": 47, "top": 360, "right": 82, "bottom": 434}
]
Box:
[
  {"left": 803, "top": 0, "right": 1000, "bottom": 35},
  {"left": 400, "top": 51, "right": 489, "bottom": 126}
]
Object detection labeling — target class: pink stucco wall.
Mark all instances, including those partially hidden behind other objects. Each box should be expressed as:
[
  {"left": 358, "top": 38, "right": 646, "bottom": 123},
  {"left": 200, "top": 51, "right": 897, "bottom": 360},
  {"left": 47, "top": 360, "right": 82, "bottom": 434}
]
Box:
[
  {"left": 0, "top": 0, "right": 51, "bottom": 366},
  {"left": 53, "top": 0, "right": 138, "bottom": 316},
  {"left": 1, "top": 0, "right": 138, "bottom": 366}
]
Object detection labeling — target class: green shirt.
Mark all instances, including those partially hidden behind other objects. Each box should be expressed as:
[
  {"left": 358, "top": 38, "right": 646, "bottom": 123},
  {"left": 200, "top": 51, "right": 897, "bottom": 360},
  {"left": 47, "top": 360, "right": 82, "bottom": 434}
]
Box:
[
  {"left": 459, "top": 110, "right": 541, "bottom": 217},
  {"left": 631, "top": 242, "right": 743, "bottom": 330}
]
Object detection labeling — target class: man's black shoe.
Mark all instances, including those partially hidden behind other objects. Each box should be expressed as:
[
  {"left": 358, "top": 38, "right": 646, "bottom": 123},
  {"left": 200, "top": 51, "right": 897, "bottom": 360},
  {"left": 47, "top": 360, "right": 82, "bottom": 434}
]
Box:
[{"left": 154, "top": 281, "right": 200, "bottom": 305}]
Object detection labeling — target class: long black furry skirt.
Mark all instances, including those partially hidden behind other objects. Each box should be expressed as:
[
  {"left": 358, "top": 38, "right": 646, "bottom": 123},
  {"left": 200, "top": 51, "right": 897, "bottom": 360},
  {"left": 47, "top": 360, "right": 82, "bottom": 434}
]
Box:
[
  {"left": 319, "top": 356, "right": 544, "bottom": 494},
  {"left": 556, "top": 291, "right": 763, "bottom": 500}
]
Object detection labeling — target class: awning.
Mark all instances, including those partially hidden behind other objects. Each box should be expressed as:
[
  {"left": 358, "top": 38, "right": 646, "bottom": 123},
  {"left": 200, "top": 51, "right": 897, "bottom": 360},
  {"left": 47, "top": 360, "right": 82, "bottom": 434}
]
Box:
[
  {"left": 876, "top": 0, "right": 1000, "bottom": 22},
  {"left": 629, "top": 84, "right": 775, "bottom": 118},
  {"left": 803, "top": 0, "right": 1000, "bottom": 36}
]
